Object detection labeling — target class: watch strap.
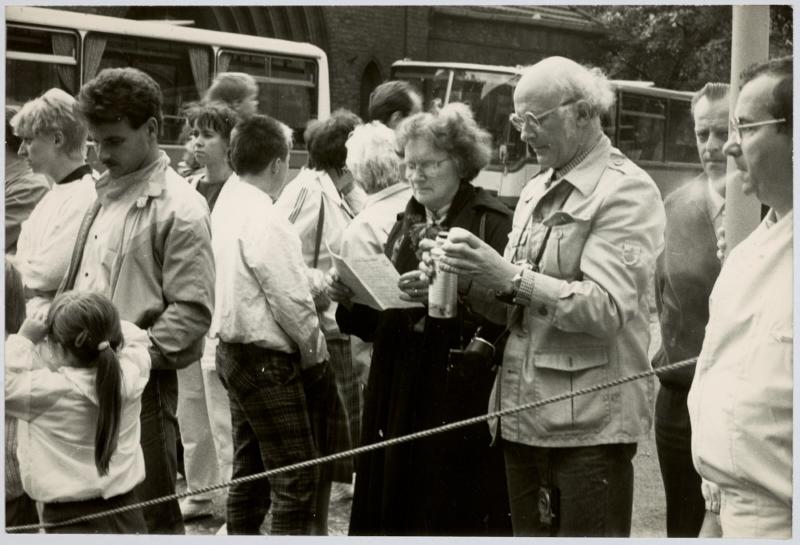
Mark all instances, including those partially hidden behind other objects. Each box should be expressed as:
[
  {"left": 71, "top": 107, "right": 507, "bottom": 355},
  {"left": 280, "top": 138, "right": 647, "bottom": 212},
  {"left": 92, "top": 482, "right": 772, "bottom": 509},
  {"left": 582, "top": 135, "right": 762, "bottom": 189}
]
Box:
[{"left": 512, "top": 268, "right": 536, "bottom": 306}]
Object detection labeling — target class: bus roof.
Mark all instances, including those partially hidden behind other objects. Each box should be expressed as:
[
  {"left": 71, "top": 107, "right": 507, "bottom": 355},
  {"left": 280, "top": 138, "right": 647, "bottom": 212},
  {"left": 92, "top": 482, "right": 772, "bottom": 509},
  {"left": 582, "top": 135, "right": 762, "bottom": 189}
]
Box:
[
  {"left": 7, "top": 6, "right": 327, "bottom": 61},
  {"left": 391, "top": 59, "right": 694, "bottom": 100}
]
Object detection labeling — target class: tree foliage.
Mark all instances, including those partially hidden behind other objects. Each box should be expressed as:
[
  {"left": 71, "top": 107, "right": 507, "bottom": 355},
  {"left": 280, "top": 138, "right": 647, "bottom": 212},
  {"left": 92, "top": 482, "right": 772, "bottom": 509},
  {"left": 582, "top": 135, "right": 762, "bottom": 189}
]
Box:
[{"left": 582, "top": 6, "right": 793, "bottom": 91}]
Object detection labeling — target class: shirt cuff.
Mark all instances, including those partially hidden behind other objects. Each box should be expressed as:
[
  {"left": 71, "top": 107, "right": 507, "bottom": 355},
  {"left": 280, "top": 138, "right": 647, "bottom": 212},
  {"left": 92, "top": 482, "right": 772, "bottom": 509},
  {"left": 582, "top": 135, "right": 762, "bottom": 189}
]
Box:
[
  {"left": 517, "top": 270, "right": 563, "bottom": 320},
  {"left": 5, "top": 335, "right": 35, "bottom": 370}
]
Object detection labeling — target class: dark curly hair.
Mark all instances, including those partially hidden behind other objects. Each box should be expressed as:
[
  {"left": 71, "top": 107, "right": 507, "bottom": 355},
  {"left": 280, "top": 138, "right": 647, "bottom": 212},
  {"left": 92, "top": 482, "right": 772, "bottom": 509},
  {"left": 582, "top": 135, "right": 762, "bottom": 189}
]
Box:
[
  {"left": 305, "top": 109, "right": 362, "bottom": 174},
  {"left": 185, "top": 101, "right": 240, "bottom": 143},
  {"left": 396, "top": 102, "right": 491, "bottom": 184},
  {"left": 740, "top": 56, "right": 792, "bottom": 132},
  {"left": 76, "top": 67, "right": 163, "bottom": 129}
]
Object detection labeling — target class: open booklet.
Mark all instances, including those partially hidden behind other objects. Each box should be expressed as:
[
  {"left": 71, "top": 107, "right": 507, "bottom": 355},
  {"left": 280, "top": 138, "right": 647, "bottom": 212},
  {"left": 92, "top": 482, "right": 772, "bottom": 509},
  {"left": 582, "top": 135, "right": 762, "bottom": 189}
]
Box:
[{"left": 327, "top": 242, "right": 423, "bottom": 311}]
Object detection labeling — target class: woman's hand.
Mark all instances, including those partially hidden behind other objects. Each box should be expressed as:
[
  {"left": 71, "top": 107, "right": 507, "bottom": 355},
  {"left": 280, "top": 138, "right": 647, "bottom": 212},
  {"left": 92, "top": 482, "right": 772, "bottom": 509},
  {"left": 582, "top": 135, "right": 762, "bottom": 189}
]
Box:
[
  {"left": 18, "top": 309, "right": 48, "bottom": 344},
  {"left": 398, "top": 269, "right": 430, "bottom": 303},
  {"left": 325, "top": 268, "right": 354, "bottom": 307},
  {"left": 418, "top": 237, "right": 473, "bottom": 296},
  {"left": 437, "top": 227, "right": 519, "bottom": 292}
]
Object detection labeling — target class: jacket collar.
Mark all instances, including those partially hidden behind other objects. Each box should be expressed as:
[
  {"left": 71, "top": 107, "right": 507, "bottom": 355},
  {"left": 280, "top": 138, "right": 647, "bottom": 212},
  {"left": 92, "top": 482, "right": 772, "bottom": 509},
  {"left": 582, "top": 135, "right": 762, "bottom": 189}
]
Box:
[
  {"left": 365, "top": 181, "right": 409, "bottom": 208},
  {"left": 544, "top": 134, "right": 612, "bottom": 198},
  {"left": 95, "top": 150, "right": 170, "bottom": 206}
]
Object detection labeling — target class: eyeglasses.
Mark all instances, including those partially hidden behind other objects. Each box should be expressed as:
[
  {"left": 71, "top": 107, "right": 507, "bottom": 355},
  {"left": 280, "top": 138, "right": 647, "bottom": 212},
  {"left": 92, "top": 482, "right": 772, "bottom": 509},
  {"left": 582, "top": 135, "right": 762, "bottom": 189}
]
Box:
[
  {"left": 509, "top": 99, "right": 576, "bottom": 132},
  {"left": 730, "top": 117, "right": 787, "bottom": 143},
  {"left": 403, "top": 157, "right": 451, "bottom": 178}
]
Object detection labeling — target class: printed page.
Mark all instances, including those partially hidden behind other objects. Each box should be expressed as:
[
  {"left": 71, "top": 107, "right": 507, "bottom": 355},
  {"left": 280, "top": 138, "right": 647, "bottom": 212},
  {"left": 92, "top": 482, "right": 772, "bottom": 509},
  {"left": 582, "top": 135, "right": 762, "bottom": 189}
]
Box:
[{"left": 329, "top": 245, "right": 421, "bottom": 311}]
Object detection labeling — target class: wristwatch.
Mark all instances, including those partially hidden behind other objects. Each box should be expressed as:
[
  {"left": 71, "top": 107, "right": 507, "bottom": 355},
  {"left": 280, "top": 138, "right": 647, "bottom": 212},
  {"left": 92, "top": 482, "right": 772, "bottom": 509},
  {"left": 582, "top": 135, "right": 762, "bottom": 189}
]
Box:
[
  {"left": 494, "top": 267, "right": 526, "bottom": 304},
  {"left": 512, "top": 267, "right": 536, "bottom": 306}
]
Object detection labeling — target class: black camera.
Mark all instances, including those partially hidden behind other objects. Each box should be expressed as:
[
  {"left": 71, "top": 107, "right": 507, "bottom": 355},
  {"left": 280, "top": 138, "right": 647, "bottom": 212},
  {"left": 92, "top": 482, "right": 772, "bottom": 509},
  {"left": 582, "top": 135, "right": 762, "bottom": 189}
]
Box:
[{"left": 448, "top": 329, "right": 498, "bottom": 375}]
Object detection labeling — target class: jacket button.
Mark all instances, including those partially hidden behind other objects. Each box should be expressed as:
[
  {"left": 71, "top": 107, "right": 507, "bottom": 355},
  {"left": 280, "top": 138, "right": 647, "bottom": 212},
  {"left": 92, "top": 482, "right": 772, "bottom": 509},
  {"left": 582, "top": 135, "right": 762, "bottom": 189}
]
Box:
[{"left": 538, "top": 305, "right": 548, "bottom": 316}]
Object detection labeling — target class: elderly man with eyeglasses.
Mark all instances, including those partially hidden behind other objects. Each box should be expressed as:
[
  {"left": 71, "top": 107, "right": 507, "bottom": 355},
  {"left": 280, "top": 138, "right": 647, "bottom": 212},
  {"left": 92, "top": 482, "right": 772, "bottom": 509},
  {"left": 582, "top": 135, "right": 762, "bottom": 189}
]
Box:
[
  {"left": 434, "top": 56, "right": 666, "bottom": 536},
  {"left": 687, "top": 56, "right": 793, "bottom": 539}
]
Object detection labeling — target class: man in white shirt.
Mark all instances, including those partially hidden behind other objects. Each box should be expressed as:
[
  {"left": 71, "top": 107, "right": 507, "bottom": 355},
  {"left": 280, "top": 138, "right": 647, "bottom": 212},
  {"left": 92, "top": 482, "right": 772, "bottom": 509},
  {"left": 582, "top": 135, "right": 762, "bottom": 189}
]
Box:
[
  {"left": 67, "top": 67, "right": 215, "bottom": 534},
  {"left": 210, "top": 114, "right": 329, "bottom": 535},
  {"left": 688, "top": 56, "right": 793, "bottom": 538}
]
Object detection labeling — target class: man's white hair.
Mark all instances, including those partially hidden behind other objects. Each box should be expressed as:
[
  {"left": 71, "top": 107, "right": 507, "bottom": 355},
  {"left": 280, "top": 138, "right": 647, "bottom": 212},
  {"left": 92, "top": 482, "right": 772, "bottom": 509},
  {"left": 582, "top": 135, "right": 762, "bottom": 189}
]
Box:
[
  {"left": 519, "top": 56, "right": 616, "bottom": 117},
  {"left": 345, "top": 121, "right": 403, "bottom": 194}
]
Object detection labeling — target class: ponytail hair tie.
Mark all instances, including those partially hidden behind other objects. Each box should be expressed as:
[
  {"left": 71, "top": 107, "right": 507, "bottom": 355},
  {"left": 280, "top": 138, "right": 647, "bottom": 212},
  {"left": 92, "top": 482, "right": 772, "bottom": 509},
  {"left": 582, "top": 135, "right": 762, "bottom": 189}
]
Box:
[
  {"left": 97, "top": 341, "right": 110, "bottom": 351},
  {"left": 74, "top": 330, "right": 88, "bottom": 348}
]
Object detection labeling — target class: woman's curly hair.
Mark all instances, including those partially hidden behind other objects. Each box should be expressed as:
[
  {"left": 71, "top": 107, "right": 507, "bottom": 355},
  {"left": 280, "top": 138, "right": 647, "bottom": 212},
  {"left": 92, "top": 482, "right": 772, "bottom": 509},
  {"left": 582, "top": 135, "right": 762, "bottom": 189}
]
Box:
[{"left": 395, "top": 102, "right": 492, "bottom": 184}]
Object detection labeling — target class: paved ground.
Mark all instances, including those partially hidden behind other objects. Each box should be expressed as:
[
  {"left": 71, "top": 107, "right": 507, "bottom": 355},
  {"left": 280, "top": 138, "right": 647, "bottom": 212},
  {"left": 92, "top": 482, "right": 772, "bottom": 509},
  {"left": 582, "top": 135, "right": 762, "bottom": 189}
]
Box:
[{"left": 185, "top": 316, "right": 668, "bottom": 537}]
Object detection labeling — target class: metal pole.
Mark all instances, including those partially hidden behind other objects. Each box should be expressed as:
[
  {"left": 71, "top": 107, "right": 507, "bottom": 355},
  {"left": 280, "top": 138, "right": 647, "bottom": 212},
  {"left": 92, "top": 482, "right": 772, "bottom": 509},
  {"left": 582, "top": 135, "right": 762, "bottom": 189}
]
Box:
[{"left": 724, "top": 6, "right": 770, "bottom": 255}]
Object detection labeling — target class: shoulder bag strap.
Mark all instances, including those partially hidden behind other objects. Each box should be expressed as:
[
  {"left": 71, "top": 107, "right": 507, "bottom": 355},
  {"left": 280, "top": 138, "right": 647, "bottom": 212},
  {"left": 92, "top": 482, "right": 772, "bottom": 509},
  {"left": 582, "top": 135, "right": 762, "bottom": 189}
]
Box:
[
  {"left": 58, "top": 199, "right": 103, "bottom": 295},
  {"left": 313, "top": 195, "right": 325, "bottom": 269}
]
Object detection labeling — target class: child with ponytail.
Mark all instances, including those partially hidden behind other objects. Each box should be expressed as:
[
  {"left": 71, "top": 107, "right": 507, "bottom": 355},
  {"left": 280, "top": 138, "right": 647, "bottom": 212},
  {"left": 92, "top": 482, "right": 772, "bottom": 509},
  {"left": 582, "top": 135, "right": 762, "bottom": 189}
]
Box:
[{"left": 5, "top": 291, "right": 151, "bottom": 533}]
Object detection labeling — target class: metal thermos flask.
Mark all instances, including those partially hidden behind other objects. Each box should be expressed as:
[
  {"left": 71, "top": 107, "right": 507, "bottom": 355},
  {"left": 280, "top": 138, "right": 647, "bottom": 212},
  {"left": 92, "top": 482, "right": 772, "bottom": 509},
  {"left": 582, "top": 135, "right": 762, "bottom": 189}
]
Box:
[{"left": 428, "top": 230, "right": 458, "bottom": 319}]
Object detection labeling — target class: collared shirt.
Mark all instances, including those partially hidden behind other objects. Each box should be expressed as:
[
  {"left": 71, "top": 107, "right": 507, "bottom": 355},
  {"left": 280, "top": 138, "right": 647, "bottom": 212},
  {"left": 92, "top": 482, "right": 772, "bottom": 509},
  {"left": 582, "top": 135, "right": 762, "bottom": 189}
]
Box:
[
  {"left": 275, "top": 167, "right": 356, "bottom": 339},
  {"left": 5, "top": 322, "right": 150, "bottom": 502},
  {"left": 340, "top": 182, "right": 412, "bottom": 258},
  {"left": 493, "top": 134, "right": 666, "bottom": 447},
  {"left": 15, "top": 171, "right": 96, "bottom": 311},
  {"left": 552, "top": 134, "right": 603, "bottom": 183},
  {"left": 209, "top": 175, "right": 328, "bottom": 368},
  {"left": 706, "top": 177, "right": 725, "bottom": 236},
  {"left": 688, "top": 209, "right": 793, "bottom": 511},
  {"left": 55, "top": 164, "right": 92, "bottom": 185},
  {"left": 67, "top": 151, "right": 214, "bottom": 371},
  {"left": 425, "top": 201, "right": 451, "bottom": 226},
  {"left": 74, "top": 176, "right": 144, "bottom": 294}
]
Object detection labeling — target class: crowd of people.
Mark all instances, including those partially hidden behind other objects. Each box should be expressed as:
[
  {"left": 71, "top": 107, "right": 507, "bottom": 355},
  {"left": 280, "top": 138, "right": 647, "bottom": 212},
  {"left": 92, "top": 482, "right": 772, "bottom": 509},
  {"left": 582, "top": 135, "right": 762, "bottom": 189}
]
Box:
[{"left": 3, "top": 52, "right": 793, "bottom": 538}]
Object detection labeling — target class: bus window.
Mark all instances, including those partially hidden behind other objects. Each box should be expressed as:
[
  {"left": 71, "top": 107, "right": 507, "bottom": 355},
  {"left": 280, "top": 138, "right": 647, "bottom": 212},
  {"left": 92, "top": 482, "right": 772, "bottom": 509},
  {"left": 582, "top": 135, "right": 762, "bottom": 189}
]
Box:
[
  {"left": 618, "top": 93, "right": 666, "bottom": 162},
  {"left": 665, "top": 99, "right": 698, "bottom": 164},
  {"left": 86, "top": 32, "right": 210, "bottom": 145},
  {"left": 602, "top": 102, "right": 617, "bottom": 142},
  {"left": 449, "top": 70, "right": 524, "bottom": 167},
  {"left": 6, "top": 25, "right": 79, "bottom": 105},
  {"left": 218, "top": 50, "right": 318, "bottom": 148}
]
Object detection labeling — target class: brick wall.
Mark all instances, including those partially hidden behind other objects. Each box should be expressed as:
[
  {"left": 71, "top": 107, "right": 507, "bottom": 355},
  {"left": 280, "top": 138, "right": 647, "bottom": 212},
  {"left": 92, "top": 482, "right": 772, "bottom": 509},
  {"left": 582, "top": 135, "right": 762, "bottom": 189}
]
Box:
[
  {"left": 321, "top": 6, "right": 431, "bottom": 116},
  {"left": 428, "top": 11, "right": 603, "bottom": 67},
  {"left": 320, "top": 6, "right": 602, "bottom": 116}
]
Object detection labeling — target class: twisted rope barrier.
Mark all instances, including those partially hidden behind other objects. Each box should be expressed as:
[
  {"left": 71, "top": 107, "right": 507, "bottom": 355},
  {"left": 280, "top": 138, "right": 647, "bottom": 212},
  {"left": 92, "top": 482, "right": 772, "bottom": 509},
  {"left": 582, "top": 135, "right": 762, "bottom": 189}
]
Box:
[{"left": 7, "top": 357, "right": 696, "bottom": 533}]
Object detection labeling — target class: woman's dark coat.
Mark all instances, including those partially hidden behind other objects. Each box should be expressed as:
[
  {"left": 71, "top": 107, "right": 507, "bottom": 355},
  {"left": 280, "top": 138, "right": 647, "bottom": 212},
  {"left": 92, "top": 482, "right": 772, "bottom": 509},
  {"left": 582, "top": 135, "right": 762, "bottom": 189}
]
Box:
[{"left": 337, "top": 184, "right": 513, "bottom": 536}]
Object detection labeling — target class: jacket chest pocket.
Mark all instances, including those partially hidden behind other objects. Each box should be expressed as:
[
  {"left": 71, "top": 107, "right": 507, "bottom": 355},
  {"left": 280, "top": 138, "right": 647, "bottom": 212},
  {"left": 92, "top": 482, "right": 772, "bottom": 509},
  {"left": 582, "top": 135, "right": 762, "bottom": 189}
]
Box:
[
  {"left": 539, "top": 219, "right": 591, "bottom": 280},
  {"left": 530, "top": 347, "right": 610, "bottom": 434}
]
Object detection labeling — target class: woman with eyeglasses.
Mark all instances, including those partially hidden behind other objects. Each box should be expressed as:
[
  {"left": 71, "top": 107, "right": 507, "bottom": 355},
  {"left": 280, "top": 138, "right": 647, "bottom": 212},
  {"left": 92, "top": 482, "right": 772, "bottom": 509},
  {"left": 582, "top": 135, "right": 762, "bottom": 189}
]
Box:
[{"left": 330, "top": 102, "right": 513, "bottom": 536}]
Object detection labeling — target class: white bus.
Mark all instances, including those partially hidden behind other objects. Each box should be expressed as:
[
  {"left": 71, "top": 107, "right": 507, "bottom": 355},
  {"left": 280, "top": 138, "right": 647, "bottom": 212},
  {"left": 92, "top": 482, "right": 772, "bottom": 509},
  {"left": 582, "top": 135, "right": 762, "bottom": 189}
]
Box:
[
  {"left": 6, "top": 6, "right": 330, "bottom": 171},
  {"left": 391, "top": 60, "right": 702, "bottom": 206}
]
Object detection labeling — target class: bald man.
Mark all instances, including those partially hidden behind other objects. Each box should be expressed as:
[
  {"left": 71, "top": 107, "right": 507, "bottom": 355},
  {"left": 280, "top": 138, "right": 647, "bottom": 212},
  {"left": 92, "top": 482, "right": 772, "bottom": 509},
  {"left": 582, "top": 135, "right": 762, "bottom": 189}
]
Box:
[{"left": 436, "top": 56, "right": 666, "bottom": 536}]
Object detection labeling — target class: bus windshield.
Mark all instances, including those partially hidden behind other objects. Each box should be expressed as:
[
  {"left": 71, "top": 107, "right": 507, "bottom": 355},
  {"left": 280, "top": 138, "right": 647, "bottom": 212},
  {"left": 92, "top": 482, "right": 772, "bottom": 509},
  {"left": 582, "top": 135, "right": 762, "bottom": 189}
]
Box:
[{"left": 392, "top": 65, "right": 525, "bottom": 169}]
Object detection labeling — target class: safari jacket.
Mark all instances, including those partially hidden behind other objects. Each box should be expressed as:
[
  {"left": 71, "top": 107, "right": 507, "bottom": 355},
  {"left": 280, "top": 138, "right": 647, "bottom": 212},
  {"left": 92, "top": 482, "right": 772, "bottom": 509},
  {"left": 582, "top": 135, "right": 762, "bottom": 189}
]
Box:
[{"left": 490, "top": 135, "right": 666, "bottom": 447}]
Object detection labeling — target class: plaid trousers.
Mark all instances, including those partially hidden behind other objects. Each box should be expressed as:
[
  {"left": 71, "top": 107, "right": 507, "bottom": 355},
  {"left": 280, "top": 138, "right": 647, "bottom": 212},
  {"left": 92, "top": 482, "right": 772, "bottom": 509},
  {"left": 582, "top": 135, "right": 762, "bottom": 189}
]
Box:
[
  {"left": 215, "top": 341, "right": 319, "bottom": 535},
  {"left": 324, "top": 337, "right": 356, "bottom": 482}
]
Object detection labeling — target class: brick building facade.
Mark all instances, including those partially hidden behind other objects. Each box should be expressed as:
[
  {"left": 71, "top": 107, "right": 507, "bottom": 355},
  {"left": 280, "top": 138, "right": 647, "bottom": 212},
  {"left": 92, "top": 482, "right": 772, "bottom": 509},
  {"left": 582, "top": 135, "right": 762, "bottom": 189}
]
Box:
[{"left": 68, "top": 5, "right": 605, "bottom": 119}]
